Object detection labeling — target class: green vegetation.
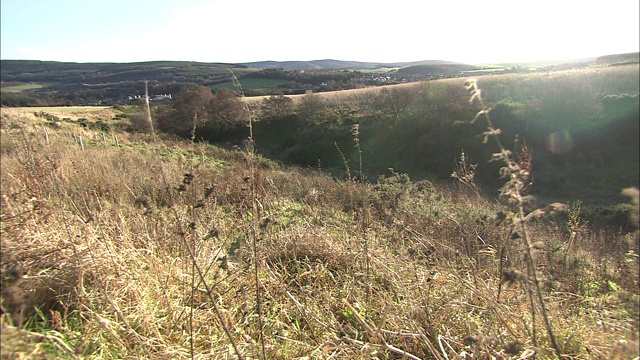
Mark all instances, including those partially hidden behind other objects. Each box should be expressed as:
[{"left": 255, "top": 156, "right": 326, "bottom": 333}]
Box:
[
  {"left": 0, "top": 83, "right": 44, "bottom": 92},
  {"left": 7, "top": 55, "right": 624, "bottom": 106},
  {"left": 596, "top": 52, "right": 640, "bottom": 65},
  {"left": 0, "top": 60, "right": 252, "bottom": 106},
  {"left": 396, "top": 63, "right": 478, "bottom": 76},
  {"left": 251, "top": 65, "right": 638, "bottom": 210},
  {"left": 142, "top": 64, "right": 640, "bottom": 213},
  {"left": 1, "top": 63, "right": 638, "bottom": 359},
  {"left": 211, "top": 78, "right": 289, "bottom": 92}
]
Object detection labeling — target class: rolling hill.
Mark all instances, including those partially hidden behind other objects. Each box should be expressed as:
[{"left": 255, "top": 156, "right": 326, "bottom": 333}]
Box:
[
  {"left": 0, "top": 58, "right": 473, "bottom": 106},
  {"left": 1, "top": 53, "right": 637, "bottom": 106},
  {"left": 242, "top": 59, "right": 465, "bottom": 70}
]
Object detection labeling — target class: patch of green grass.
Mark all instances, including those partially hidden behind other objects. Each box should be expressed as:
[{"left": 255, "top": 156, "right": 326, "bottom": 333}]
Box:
[
  {"left": 464, "top": 68, "right": 506, "bottom": 74},
  {"left": 356, "top": 67, "right": 401, "bottom": 73},
  {"left": 212, "top": 78, "right": 289, "bottom": 92},
  {"left": 1, "top": 83, "right": 44, "bottom": 92},
  {"left": 124, "top": 142, "right": 229, "bottom": 170}
]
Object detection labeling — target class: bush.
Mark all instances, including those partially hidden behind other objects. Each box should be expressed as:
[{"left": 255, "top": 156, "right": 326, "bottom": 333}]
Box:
[
  {"left": 127, "top": 113, "right": 151, "bottom": 133},
  {"left": 34, "top": 111, "right": 60, "bottom": 122},
  {"left": 89, "top": 120, "right": 111, "bottom": 133}
]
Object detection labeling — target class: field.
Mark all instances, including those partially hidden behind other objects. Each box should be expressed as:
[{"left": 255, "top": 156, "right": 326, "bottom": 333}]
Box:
[
  {"left": 1, "top": 69, "right": 639, "bottom": 359},
  {"left": 0, "top": 84, "right": 45, "bottom": 93},
  {"left": 244, "top": 80, "right": 450, "bottom": 105},
  {"left": 1, "top": 107, "right": 118, "bottom": 129},
  {"left": 2, "top": 106, "right": 112, "bottom": 116},
  {"left": 212, "top": 78, "right": 290, "bottom": 93}
]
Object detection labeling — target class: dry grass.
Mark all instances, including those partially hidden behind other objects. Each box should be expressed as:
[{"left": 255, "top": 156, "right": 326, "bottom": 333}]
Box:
[
  {"left": 244, "top": 79, "right": 462, "bottom": 106},
  {"left": 0, "top": 100, "right": 638, "bottom": 359},
  {"left": 247, "top": 63, "right": 639, "bottom": 108},
  {"left": 1, "top": 106, "right": 115, "bottom": 121}
]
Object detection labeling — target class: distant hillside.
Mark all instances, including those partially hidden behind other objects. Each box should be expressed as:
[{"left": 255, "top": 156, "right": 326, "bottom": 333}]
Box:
[
  {"left": 0, "top": 59, "right": 471, "bottom": 106},
  {"left": 0, "top": 53, "right": 629, "bottom": 106},
  {"left": 242, "top": 59, "right": 374, "bottom": 70},
  {"left": 241, "top": 59, "right": 464, "bottom": 70},
  {"left": 0, "top": 60, "right": 248, "bottom": 85},
  {"left": 0, "top": 60, "right": 257, "bottom": 106},
  {"left": 596, "top": 52, "right": 640, "bottom": 65},
  {"left": 495, "top": 57, "right": 598, "bottom": 68},
  {"left": 396, "top": 64, "right": 478, "bottom": 77}
]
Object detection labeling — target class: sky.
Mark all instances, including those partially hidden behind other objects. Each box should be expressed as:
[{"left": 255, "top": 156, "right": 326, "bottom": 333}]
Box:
[{"left": 1, "top": 0, "right": 638, "bottom": 65}]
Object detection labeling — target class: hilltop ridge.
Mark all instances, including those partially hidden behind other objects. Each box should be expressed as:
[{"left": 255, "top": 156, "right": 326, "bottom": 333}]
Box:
[{"left": 1, "top": 52, "right": 637, "bottom": 106}]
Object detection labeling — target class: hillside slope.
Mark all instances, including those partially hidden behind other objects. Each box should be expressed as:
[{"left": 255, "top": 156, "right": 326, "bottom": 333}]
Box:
[
  {"left": 0, "top": 59, "right": 473, "bottom": 106},
  {"left": 0, "top": 104, "right": 638, "bottom": 359}
]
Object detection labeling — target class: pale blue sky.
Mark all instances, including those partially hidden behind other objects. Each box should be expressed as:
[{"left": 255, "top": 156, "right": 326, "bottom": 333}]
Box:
[{"left": 1, "top": 0, "right": 638, "bottom": 64}]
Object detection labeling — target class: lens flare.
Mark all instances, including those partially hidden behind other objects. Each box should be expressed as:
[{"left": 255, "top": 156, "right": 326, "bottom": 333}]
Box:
[{"left": 546, "top": 131, "right": 574, "bottom": 154}]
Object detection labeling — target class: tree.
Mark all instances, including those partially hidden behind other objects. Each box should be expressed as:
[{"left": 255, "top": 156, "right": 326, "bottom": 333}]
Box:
[
  {"left": 362, "top": 87, "right": 416, "bottom": 125},
  {"left": 205, "top": 89, "right": 248, "bottom": 131},
  {"left": 296, "top": 91, "right": 326, "bottom": 124},
  {"left": 156, "top": 84, "right": 214, "bottom": 137},
  {"left": 259, "top": 93, "right": 294, "bottom": 120}
]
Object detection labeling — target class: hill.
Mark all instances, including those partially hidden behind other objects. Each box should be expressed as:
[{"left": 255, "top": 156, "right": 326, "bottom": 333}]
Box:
[
  {"left": 0, "top": 60, "right": 257, "bottom": 105},
  {"left": 596, "top": 52, "right": 640, "bottom": 65},
  {"left": 0, "top": 59, "right": 474, "bottom": 106},
  {"left": 0, "top": 60, "right": 256, "bottom": 106},
  {"left": 1, "top": 53, "right": 637, "bottom": 106},
  {"left": 0, "top": 60, "right": 248, "bottom": 84},
  {"left": 0, "top": 95, "right": 638, "bottom": 358},
  {"left": 396, "top": 63, "right": 479, "bottom": 77},
  {"left": 242, "top": 59, "right": 464, "bottom": 70}
]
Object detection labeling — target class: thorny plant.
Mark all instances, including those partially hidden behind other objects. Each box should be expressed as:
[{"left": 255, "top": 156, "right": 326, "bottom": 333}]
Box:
[
  {"left": 351, "top": 124, "right": 372, "bottom": 288},
  {"left": 146, "top": 79, "right": 244, "bottom": 359},
  {"left": 336, "top": 124, "right": 373, "bottom": 291},
  {"left": 352, "top": 124, "right": 364, "bottom": 184},
  {"left": 335, "top": 141, "right": 352, "bottom": 181},
  {"left": 566, "top": 200, "right": 587, "bottom": 251},
  {"left": 231, "top": 69, "right": 267, "bottom": 360},
  {"left": 451, "top": 149, "right": 480, "bottom": 198},
  {"left": 515, "top": 141, "right": 534, "bottom": 196},
  {"left": 465, "top": 78, "right": 566, "bottom": 357}
]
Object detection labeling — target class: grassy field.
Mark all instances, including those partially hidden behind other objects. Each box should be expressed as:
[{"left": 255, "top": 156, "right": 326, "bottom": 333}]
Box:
[
  {"left": 243, "top": 63, "right": 637, "bottom": 107},
  {"left": 276, "top": 64, "right": 639, "bottom": 103},
  {"left": 212, "top": 78, "right": 290, "bottom": 92},
  {"left": 0, "top": 79, "right": 638, "bottom": 359},
  {"left": 1, "top": 106, "right": 116, "bottom": 123},
  {"left": 2, "top": 106, "right": 112, "bottom": 114},
  {"left": 244, "top": 80, "right": 445, "bottom": 104},
  {"left": 0, "top": 83, "right": 45, "bottom": 92}
]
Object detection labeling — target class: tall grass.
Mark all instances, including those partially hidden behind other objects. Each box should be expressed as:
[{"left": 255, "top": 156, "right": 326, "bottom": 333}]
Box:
[
  {"left": 231, "top": 68, "right": 266, "bottom": 359},
  {"left": 466, "top": 78, "right": 564, "bottom": 356},
  {"left": 1, "top": 75, "right": 638, "bottom": 359}
]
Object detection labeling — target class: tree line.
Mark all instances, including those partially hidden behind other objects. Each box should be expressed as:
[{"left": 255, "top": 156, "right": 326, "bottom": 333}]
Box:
[{"left": 152, "top": 72, "right": 638, "bottom": 206}]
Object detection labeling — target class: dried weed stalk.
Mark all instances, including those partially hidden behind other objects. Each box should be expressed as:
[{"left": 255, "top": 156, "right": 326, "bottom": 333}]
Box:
[
  {"left": 451, "top": 149, "right": 480, "bottom": 198},
  {"left": 465, "top": 78, "right": 564, "bottom": 357},
  {"left": 515, "top": 141, "right": 534, "bottom": 196},
  {"left": 231, "top": 69, "right": 267, "bottom": 360},
  {"left": 351, "top": 124, "right": 372, "bottom": 283},
  {"left": 146, "top": 78, "right": 244, "bottom": 359}
]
